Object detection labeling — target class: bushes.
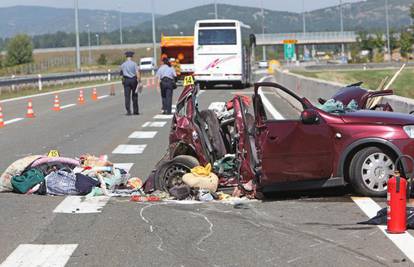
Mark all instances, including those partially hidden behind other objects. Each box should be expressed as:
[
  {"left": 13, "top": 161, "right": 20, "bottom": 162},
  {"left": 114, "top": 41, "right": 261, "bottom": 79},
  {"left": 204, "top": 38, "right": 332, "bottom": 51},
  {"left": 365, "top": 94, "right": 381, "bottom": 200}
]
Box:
[
  {"left": 5, "top": 34, "right": 33, "bottom": 66},
  {"left": 97, "top": 54, "right": 107, "bottom": 65}
]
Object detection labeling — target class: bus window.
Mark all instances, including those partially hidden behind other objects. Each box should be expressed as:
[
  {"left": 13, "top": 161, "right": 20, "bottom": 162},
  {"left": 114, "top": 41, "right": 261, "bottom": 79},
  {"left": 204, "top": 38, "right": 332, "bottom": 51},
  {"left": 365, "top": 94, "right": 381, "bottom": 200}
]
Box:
[{"left": 198, "top": 29, "right": 237, "bottom": 45}]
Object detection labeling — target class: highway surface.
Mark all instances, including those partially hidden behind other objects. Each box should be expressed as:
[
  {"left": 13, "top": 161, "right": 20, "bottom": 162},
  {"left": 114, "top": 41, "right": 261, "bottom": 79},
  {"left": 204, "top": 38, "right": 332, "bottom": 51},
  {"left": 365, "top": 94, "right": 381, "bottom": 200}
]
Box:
[{"left": 0, "top": 75, "right": 412, "bottom": 266}]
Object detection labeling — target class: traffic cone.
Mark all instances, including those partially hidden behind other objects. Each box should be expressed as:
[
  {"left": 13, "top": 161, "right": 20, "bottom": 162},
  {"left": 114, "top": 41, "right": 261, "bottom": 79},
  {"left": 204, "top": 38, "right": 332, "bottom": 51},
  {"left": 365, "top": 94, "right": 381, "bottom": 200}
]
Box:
[
  {"left": 52, "top": 95, "right": 61, "bottom": 111},
  {"left": 92, "top": 87, "right": 98, "bottom": 101},
  {"left": 151, "top": 77, "right": 155, "bottom": 87},
  {"left": 110, "top": 84, "right": 116, "bottom": 96},
  {"left": 0, "top": 106, "right": 4, "bottom": 128},
  {"left": 26, "top": 100, "right": 35, "bottom": 118},
  {"left": 146, "top": 78, "right": 151, "bottom": 88},
  {"left": 78, "top": 90, "right": 85, "bottom": 104}
]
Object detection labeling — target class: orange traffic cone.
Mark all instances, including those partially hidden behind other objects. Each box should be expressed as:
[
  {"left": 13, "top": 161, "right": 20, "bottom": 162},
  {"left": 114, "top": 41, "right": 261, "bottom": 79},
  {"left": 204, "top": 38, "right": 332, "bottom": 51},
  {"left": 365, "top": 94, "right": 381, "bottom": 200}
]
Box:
[
  {"left": 78, "top": 90, "right": 85, "bottom": 104},
  {"left": 0, "top": 106, "right": 4, "bottom": 128},
  {"left": 146, "top": 78, "right": 151, "bottom": 88},
  {"left": 52, "top": 95, "right": 61, "bottom": 111},
  {"left": 92, "top": 88, "right": 98, "bottom": 101},
  {"left": 26, "top": 100, "right": 35, "bottom": 118},
  {"left": 151, "top": 77, "right": 156, "bottom": 87}
]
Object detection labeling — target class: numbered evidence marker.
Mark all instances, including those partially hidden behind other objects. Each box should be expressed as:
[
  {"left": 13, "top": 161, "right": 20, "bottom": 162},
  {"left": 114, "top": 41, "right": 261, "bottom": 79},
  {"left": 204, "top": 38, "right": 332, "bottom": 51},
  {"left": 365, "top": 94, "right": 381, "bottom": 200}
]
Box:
[
  {"left": 47, "top": 150, "right": 60, "bottom": 158},
  {"left": 183, "top": 76, "right": 195, "bottom": 87}
]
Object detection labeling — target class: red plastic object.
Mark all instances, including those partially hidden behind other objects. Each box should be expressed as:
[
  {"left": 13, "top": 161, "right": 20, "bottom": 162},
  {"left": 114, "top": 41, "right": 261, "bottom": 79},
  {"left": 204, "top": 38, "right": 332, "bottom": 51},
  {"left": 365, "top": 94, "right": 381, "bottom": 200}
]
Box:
[{"left": 387, "top": 175, "right": 407, "bottom": 234}]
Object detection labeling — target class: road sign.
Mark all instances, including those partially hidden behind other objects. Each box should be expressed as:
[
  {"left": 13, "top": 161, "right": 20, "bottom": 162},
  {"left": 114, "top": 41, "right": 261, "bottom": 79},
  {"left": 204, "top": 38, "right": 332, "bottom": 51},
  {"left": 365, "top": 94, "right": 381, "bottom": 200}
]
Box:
[
  {"left": 183, "top": 76, "right": 194, "bottom": 87},
  {"left": 47, "top": 150, "right": 60, "bottom": 157},
  {"left": 284, "top": 43, "right": 296, "bottom": 61}
]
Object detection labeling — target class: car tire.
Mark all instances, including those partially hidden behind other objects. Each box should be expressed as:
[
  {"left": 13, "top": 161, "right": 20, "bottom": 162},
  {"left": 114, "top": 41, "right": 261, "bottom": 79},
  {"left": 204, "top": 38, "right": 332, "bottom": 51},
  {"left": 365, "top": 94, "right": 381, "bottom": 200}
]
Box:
[
  {"left": 155, "top": 155, "right": 199, "bottom": 192},
  {"left": 349, "top": 147, "right": 395, "bottom": 197}
]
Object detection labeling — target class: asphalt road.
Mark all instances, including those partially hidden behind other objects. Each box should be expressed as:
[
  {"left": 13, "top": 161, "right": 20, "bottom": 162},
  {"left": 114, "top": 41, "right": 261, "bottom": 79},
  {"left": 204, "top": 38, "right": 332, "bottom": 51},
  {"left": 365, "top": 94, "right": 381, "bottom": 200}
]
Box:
[{"left": 0, "top": 75, "right": 412, "bottom": 266}]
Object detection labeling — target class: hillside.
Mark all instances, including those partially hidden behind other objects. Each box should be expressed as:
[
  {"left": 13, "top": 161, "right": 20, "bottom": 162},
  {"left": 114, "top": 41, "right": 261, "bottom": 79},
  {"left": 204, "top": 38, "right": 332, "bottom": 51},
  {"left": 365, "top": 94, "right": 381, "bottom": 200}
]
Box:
[{"left": 0, "top": 6, "right": 153, "bottom": 38}]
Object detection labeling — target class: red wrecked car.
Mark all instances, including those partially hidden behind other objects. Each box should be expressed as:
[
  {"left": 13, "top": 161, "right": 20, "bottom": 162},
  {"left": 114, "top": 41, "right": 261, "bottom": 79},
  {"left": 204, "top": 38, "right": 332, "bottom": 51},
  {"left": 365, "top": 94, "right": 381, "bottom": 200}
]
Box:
[{"left": 145, "top": 82, "right": 414, "bottom": 197}]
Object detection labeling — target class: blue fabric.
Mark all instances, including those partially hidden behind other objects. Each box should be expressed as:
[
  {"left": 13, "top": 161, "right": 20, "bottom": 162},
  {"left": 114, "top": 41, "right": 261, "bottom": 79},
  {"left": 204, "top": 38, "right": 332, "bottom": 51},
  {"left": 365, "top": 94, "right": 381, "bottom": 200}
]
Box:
[
  {"left": 121, "top": 59, "right": 139, "bottom": 78},
  {"left": 156, "top": 65, "right": 176, "bottom": 80},
  {"left": 45, "top": 170, "right": 79, "bottom": 195}
]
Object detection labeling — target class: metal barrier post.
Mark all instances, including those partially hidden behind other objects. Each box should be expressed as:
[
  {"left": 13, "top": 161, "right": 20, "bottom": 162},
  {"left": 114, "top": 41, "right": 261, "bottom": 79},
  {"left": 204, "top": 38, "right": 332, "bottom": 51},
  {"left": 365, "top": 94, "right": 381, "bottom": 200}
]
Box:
[
  {"left": 107, "top": 69, "right": 111, "bottom": 81},
  {"left": 38, "top": 74, "right": 43, "bottom": 91},
  {"left": 11, "top": 75, "right": 15, "bottom": 91}
]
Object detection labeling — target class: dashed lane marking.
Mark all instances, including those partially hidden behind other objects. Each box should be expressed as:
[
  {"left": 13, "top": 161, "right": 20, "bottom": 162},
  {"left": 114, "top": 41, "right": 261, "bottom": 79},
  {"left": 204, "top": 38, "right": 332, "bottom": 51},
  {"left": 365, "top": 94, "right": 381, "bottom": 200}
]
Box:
[
  {"left": 60, "top": 103, "right": 76, "bottom": 109},
  {"left": 97, "top": 95, "right": 109, "bottom": 100},
  {"left": 4, "top": 118, "right": 24, "bottom": 125},
  {"left": 54, "top": 196, "right": 110, "bottom": 214},
  {"left": 113, "top": 163, "right": 134, "bottom": 173},
  {"left": 129, "top": 131, "right": 157, "bottom": 139},
  {"left": 352, "top": 197, "right": 414, "bottom": 263},
  {"left": 143, "top": 121, "right": 167, "bottom": 128},
  {"left": 112, "top": 144, "right": 147, "bottom": 154},
  {"left": 1, "top": 244, "right": 78, "bottom": 267},
  {"left": 153, "top": 114, "right": 173, "bottom": 119}
]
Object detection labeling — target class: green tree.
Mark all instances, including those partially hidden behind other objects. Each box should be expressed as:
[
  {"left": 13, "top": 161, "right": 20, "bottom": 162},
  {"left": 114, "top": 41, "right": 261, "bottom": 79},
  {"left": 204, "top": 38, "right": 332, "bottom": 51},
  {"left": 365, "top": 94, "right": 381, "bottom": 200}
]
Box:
[
  {"left": 400, "top": 31, "right": 413, "bottom": 57},
  {"left": 5, "top": 34, "right": 33, "bottom": 66},
  {"left": 97, "top": 54, "right": 107, "bottom": 65},
  {"left": 411, "top": 3, "right": 414, "bottom": 21}
]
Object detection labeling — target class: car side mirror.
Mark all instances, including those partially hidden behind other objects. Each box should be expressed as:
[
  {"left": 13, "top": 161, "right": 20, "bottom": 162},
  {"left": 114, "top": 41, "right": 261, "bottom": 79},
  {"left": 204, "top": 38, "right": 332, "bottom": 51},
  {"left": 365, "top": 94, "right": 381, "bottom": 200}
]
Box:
[{"left": 301, "top": 109, "right": 319, "bottom": 124}]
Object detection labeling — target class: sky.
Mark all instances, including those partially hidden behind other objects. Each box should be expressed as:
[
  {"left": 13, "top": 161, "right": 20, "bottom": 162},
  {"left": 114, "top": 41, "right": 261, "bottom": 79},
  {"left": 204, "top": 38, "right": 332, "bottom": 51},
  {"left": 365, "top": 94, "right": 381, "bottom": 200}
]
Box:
[{"left": 0, "top": 0, "right": 364, "bottom": 14}]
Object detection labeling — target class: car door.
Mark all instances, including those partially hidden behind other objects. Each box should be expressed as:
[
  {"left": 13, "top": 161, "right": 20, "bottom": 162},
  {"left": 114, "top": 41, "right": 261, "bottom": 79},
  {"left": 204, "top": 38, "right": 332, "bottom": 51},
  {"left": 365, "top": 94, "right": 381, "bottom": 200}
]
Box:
[{"left": 254, "top": 82, "right": 334, "bottom": 186}]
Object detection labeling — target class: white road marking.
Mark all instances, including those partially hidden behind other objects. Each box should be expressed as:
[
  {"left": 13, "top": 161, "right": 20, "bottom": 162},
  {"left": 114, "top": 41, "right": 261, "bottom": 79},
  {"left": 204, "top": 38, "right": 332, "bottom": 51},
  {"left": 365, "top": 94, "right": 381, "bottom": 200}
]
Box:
[
  {"left": 113, "top": 163, "right": 134, "bottom": 173},
  {"left": 153, "top": 114, "right": 173, "bottom": 119},
  {"left": 129, "top": 131, "right": 157, "bottom": 139},
  {"left": 143, "top": 121, "right": 167, "bottom": 128},
  {"left": 4, "top": 118, "right": 24, "bottom": 125},
  {"left": 0, "top": 81, "right": 120, "bottom": 104},
  {"left": 1, "top": 244, "right": 78, "bottom": 267},
  {"left": 352, "top": 196, "right": 414, "bottom": 263},
  {"left": 54, "top": 196, "right": 110, "bottom": 214},
  {"left": 97, "top": 95, "right": 109, "bottom": 99},
  {"left": 257, "top": 76, "right": 285, "bottom": 120},
  {"left": 60, "top": 103, "right": 76, "bottom": 109},
  {"left": 198, "top": 90, "right": 205, "bottom": 96},
  {"left": 112, "top": 144, "right": 147, "bottom": 154},
  {"left": 142, "top": 122, "right": 150, "bottom": 127}
]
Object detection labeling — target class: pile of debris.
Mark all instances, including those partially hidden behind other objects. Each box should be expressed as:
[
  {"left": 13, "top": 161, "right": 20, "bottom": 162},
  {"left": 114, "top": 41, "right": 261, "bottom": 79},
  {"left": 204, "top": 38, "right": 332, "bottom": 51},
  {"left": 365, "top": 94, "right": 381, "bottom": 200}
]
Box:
[{"left": 0, "top": 153, "right": 142, "bottom": 197}]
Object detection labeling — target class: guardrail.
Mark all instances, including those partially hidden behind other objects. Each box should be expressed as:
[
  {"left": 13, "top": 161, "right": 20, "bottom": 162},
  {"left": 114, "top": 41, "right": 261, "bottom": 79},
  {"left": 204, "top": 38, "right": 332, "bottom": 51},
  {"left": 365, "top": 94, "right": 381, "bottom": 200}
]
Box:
[{"left": 0, "top": 70, "right": 120, "bottom": 95}]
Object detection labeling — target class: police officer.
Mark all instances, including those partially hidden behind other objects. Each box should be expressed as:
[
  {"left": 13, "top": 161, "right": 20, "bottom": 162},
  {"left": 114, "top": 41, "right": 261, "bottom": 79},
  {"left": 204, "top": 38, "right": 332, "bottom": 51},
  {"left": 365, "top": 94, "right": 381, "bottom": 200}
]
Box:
[
  {"left": 156, "top": 57, "right": 177, "bottom": 114},
  {"left": 120, "top": 51, "right": 141, "bottom": 115}
]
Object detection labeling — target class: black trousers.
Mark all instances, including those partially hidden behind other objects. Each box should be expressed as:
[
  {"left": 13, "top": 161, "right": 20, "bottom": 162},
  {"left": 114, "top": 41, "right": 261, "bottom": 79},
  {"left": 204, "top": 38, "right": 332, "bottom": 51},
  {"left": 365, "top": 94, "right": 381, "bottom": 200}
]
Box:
[
  {"left": 160, "top": 80, "right": 173, "bottom": 114},
  {"left": 123, "top": 77, "right": 139, "bottom": 114}
]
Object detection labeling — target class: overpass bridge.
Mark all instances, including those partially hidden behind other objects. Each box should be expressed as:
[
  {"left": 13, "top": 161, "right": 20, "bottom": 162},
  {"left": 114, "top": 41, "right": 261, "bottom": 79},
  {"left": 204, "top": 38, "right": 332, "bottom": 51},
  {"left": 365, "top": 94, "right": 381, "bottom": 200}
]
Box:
[{"left": 254, "top": 31, "right": 358, "bottom": 46}]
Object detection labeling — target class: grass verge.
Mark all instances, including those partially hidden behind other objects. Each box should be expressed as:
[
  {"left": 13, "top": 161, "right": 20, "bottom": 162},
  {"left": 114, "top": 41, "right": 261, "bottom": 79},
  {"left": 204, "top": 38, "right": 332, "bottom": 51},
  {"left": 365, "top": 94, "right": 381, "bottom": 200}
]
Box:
[
  {"left": 292, "top": 68, "right": 414, "bottom": 99},
  {"left": 0, "top": 78, "right": 121, "bottom": 101}
]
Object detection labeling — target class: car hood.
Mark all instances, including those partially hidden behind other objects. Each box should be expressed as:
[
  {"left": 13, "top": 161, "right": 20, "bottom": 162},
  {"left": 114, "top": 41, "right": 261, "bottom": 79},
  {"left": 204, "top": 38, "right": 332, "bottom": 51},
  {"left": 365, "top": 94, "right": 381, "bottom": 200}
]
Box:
[{"left": 341, "top": 110, "right": 414, "bottom": 125}]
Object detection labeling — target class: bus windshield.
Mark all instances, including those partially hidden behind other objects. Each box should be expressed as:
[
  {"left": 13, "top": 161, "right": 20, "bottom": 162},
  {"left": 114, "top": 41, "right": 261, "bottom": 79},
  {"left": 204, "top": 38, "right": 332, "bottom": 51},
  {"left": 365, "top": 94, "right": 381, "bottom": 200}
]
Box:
[{"left": 198, "top": 29, "right": 237, "bottom": 45}]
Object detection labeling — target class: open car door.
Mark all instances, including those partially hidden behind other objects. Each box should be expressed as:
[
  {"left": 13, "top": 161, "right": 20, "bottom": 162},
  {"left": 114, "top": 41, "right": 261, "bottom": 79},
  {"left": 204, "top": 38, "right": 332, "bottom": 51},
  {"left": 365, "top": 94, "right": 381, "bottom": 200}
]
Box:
[{"left": 253, "top": 82, "right": 336, "bottom": 191}]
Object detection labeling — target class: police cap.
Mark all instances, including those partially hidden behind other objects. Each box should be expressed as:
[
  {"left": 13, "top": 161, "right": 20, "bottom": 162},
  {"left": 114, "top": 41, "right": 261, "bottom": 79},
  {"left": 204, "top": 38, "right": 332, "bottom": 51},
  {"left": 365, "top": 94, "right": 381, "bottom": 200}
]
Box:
[{"left": 125, "top": 51, "right": 135, "bottom": 57}]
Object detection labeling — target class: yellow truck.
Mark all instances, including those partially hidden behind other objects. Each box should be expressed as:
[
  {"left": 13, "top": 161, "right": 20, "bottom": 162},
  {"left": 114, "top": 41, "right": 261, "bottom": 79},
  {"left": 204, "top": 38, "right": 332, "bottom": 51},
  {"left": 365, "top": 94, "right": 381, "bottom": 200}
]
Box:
[{"left": 160, "top": 35, "right": 194, "bottom": 79}]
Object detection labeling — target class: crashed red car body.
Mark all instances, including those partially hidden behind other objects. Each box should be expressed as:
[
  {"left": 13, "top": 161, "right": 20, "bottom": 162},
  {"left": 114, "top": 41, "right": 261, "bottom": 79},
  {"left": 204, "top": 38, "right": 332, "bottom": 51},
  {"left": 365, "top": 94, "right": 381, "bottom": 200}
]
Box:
[{"left": 146, "top": 82, "right": 414, "bottom": 197}]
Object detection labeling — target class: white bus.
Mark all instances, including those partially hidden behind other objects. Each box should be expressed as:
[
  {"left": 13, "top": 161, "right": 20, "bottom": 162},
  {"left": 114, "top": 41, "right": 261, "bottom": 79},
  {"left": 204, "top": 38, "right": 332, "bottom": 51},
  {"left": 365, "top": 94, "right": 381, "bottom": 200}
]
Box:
[{"left": 194, "top": 19, "right": 250, "bottom": 89}]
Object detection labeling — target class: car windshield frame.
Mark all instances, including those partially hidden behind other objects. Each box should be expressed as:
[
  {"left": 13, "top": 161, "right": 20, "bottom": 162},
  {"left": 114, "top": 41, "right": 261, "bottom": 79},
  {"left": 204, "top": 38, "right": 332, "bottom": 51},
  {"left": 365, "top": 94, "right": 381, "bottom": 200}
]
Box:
[{"left": 198, "top": 29, "right": 237, "bottom": 45}]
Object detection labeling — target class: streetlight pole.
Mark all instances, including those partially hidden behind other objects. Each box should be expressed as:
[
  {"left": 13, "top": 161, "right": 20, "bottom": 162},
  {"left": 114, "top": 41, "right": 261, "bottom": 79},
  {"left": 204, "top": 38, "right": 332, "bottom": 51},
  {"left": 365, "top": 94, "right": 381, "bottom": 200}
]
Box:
[
  {"left": 340, "top": 0, "right": 345, "bottom": 58},
  {"left": 74, "top": 0, "right": 81, "bottom": 72},
  {"left": 302, "top": 0, "right": 307, "bottom": 58},
  {"left": 119, "top": 6, "right": 123, "bottom": 45},
  {"left": 385, "top": 0, "right": 391, "bottom": 61},
  {"left": 261, "top": 0, "right": 266, "bottom": 61},
  {"left": 86, "top": 24, "right": 92, "bottom": 64},
  {"left": 214, "top": 1, "right": 218, "bottom": 19},
  {"left": 151, "top": 0, "right": 157, "bottom": 67}
]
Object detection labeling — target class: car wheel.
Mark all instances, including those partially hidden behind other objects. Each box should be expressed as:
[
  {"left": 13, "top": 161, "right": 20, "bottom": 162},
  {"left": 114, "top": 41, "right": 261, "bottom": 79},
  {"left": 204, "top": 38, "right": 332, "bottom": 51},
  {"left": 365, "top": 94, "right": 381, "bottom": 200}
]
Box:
[
  {"left": 349, "top": 147, "right": 395, "bottom": 197},
  {"left": 155, "top": 155, "right": 199, "bottom": 192}
]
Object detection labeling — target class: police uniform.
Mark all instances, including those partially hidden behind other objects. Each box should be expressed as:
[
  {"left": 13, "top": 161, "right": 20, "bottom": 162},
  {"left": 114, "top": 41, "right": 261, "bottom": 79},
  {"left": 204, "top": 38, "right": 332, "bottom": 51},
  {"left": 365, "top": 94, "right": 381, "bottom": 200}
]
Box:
[
  {"left": 120, "top": 51, "right": 140, "bottom": 115},
  {"left": 156, "top": 60, "right": 176, "bottom": 114}
]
